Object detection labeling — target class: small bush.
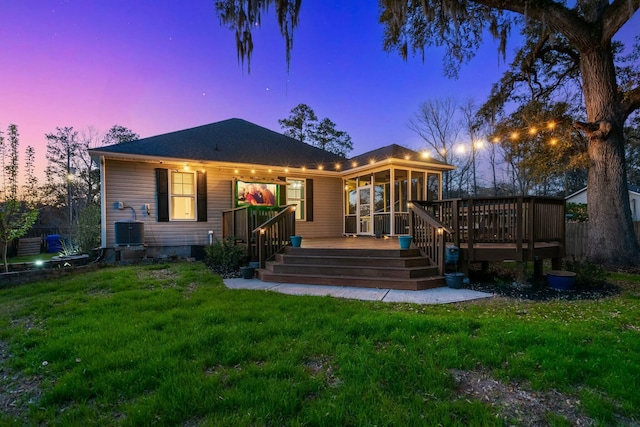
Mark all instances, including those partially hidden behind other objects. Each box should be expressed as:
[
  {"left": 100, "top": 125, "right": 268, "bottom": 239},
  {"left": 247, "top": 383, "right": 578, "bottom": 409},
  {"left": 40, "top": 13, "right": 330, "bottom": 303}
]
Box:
[
  {"left": 563, "top": 256, "right": 607, "bottom": 287},
  {"left": 76, "top": 204, "right": 101, "bottom": 253},
  {"left": 59, "top": 238, "right": 81, "bottom": 256},
  {"left": 204, "top": 236, "right": 247, "bottom": 277}
]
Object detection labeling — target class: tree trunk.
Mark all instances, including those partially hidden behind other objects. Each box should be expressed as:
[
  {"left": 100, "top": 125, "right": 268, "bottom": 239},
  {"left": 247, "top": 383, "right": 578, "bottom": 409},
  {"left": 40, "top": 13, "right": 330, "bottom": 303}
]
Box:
[
  {"left": 581, "top": 46, "right": 640, "bottom": 266},
  {"left": 2, "top": 241, "right": 8, "bottom": 273}
]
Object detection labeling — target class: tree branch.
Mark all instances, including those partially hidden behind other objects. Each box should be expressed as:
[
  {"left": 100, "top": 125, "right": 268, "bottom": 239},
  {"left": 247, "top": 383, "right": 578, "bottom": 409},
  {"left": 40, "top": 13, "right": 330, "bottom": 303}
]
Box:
[
  {"left": 621, "top": 86, "right": 640, "bottom": 118},
  {"left": 602, "top": 0, "right": 640, "bottom": 41},
  {"left": 574, "top": 120, "right": 613, "bottom": 139},
  {"left": 471, "top": 0, "right": 598, "bottom": 51}
]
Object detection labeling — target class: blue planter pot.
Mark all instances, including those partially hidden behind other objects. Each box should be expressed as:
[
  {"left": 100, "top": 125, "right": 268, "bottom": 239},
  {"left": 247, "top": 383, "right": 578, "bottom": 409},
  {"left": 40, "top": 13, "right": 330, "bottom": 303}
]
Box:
[
  {"left": 240, "top": 266, "right": 255, "bottom": 279},
  {"left": 290, "top": 236, "right": 302, "bottom": 247},
  {"left": 445, "top": 272, "right": 465, "bottom": 289},
  {"left": 398, "top": 235, "right": 413, "bottom": 249},
  {"left": 546, "top": 270, "right": 576, "bottom": 290}
]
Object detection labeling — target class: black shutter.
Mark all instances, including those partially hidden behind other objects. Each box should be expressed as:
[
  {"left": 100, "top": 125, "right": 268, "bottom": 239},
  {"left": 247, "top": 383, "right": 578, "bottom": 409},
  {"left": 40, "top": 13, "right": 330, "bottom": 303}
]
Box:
[
  {"left": 306, "top": 178, "right": 314, "bottom": 222},
  {"left": 156, "top": 168, "right": 169, "bottom": 222},
  {"left": 197, "top": 171, "right": 207, "bottom": 222}
]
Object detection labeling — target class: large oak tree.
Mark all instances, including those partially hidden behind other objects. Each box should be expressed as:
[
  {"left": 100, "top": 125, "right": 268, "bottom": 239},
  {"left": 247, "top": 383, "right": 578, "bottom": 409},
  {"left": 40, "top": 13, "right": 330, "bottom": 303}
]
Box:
[{"left": 216, "top": 0, "right": 640, "bottom": 266}]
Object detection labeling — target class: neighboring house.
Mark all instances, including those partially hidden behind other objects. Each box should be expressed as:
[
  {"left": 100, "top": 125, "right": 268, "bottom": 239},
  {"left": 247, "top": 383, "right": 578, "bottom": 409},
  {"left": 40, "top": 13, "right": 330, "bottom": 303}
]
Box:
[
  {"left": 89, "top": 118, "right": 453, "bottom": 260},
  {"left": 565, "top": 185, "right": 640, "bottom": 221}
]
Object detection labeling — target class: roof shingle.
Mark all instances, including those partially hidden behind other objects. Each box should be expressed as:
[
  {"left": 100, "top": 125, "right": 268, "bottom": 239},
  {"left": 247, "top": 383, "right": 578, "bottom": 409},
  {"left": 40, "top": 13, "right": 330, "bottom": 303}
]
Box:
[{"left": 90, "top": 118, "right": 345, "bottom": 167}]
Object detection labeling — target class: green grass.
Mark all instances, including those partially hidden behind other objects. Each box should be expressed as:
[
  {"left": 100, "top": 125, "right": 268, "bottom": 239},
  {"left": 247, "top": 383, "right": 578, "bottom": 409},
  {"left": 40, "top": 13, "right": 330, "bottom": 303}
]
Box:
[
  {"left": 1, "top": 263, "right": 639, "bottom": 426},
  {"left": 6, "top": 252, "right": 58, "bottom": 264}
]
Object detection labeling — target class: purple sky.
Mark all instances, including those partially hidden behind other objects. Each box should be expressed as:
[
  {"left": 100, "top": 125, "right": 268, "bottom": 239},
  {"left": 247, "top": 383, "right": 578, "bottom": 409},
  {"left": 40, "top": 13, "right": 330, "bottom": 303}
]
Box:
[{"left": 1, "top": 1, "right": 638, "bottom": 181}]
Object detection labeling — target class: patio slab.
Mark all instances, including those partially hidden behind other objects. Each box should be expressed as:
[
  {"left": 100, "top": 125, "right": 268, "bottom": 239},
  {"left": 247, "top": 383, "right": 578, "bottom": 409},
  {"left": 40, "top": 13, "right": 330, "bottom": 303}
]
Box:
[{"left": 223, "top": 278, "right": 492, "bottom": 304}]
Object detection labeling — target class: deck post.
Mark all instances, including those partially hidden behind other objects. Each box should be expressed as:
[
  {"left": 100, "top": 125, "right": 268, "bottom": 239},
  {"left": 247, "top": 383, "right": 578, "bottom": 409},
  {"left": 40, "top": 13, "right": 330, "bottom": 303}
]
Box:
[
  {"left": 437, "top": 226, "right": 445, "bottom": 275},
  {"left": 515, "top": 197, "right": 524, "bottom": 262},
  {"left": 452, "top": 199, "right": 460, "bottom": 248},
  {"left": 257, "top": 230, "right": 266, "bottom": 269},
  {"left": 527, "top": 198, "right": 535, "bottom": 261},
  {"left": 467, "top": 198, "right": 475, "bottom": 265},
  {"left": 408, "top": 204, "right": 414, "bottom": 237}
]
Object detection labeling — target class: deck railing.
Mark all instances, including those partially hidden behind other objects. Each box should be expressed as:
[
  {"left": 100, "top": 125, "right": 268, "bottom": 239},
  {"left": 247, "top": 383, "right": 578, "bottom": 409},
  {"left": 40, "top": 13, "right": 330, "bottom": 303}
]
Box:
[
  {"left": 222, "top": 206, "right": 282, "bottom": 244},
  {"left": 253, "top": 205, "right": 297, "bottom": 268},
  {"left": 408, "top": 202, "right": 453, "bottom": 275},
  {"left": 413, "top": 196, "right": 565, "bottom": 262}
]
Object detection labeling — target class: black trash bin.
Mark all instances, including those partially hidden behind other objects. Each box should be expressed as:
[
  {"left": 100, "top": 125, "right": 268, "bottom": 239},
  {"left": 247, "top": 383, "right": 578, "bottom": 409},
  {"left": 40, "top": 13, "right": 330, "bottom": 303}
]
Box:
[{"left": 445, "top": 246, "right": 460, "bottom": 264}]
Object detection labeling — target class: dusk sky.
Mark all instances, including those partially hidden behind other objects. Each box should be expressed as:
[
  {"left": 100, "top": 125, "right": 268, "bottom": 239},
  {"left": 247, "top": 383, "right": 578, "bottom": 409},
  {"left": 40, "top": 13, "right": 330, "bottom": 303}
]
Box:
[{"left": 1, "top": 1, "right": 638, "bottom": 181}]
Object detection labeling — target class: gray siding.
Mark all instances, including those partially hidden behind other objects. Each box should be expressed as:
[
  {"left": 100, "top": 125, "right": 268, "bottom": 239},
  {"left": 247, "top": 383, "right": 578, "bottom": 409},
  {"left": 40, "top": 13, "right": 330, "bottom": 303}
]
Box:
[
  {"left": 103, "top": 160, "right": 344, "bottom": 251},
  {"left": 104, "top": 159, "right": 233, "bottom": 249},
  {"left": 295, "top": 176, "right": 344, "bottom": 238}
]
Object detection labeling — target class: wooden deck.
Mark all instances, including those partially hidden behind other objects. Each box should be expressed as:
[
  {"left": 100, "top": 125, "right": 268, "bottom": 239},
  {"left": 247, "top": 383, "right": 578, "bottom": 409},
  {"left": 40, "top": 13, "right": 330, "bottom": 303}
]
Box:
[
  {"left": 227, "top": 196, "right": 566, "bottom": 289},
  {"left": 411, "top": 197, "right": 566, "bottom": 272}
]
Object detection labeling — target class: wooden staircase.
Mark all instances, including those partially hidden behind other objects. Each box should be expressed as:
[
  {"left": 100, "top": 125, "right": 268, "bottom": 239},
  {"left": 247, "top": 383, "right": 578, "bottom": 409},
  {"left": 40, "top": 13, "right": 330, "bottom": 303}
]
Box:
[{"left": 257, "top": 247, "right": 445, "bottom": 291}]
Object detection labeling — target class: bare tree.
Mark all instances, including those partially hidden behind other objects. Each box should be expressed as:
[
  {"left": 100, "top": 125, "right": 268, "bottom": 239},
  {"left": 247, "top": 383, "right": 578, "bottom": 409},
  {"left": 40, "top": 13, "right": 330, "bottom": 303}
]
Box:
[{"left": 409, "top": 98, "right": 470, "bottom": 197}]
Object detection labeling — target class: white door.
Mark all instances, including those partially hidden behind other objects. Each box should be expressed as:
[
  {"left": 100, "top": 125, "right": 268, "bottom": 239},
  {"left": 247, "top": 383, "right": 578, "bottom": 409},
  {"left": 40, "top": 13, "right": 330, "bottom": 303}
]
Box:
[{"left": 358, "top": 186, "right": 372, "bottom": 235}]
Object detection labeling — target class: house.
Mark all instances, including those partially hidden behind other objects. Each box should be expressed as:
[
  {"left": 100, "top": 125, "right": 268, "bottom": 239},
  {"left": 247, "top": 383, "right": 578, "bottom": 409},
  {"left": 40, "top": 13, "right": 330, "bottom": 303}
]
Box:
[
  {"left": 89, "top": 118, "right": 453, "bottom": 261},
  {"left": 565, "top": 185, "right": 640, "bottom": 221}
]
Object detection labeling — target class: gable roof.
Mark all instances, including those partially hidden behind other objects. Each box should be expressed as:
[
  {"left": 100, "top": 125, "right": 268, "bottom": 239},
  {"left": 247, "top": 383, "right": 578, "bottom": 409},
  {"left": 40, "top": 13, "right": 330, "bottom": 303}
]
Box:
[
  {"left": 349, "top": 143, "right": 449, "bottom": 168},
  {"left": 565, "top": 185, "right": 640, "bottom": 200},
  {"left": 90, "top": 118, "right": 345, "bottom": 168}
]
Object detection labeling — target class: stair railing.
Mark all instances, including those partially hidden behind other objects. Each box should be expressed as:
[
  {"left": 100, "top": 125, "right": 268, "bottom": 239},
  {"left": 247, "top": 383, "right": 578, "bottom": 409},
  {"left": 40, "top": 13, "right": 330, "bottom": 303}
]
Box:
[
  {"left": 253, "top": 205, "right": 297, "bottom": 269},
  {"left": 408, "top": 201, "right": 453, "bottom": 275}
]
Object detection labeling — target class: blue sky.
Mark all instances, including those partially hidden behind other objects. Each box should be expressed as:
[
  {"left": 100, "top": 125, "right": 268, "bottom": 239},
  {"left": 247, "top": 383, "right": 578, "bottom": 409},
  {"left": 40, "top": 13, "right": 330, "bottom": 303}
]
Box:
[{"left": 0, "top": 1, "right": 637, "bottom": 179}]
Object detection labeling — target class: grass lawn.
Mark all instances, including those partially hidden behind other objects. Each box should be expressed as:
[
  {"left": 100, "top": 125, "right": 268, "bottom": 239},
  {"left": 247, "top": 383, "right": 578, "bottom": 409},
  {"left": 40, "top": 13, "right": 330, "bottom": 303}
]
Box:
[
  {"left": 6, "top": 253, "right": 58, "bottom": 264},
  {"left": 1, "top": 262, "right": 639, "bottom": 426}
]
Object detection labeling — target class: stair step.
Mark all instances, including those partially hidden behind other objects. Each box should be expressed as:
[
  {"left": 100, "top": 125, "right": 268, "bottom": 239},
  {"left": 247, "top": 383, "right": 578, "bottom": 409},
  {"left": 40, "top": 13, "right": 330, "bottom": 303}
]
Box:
[
  {"left": 283, "top": 247, "right": 422, "bottom": 258},
  {"left": 274, "top": 253, "right": 430, "bottom": 268},
  {"left": 256, "top": 270, "right": 445, "bottom": 291},
  {"left": 265, "top": 262, "right": 438, "bottom": 279},
  {"left": 258, "top": 246, "right": 445, "bottom": 291}
]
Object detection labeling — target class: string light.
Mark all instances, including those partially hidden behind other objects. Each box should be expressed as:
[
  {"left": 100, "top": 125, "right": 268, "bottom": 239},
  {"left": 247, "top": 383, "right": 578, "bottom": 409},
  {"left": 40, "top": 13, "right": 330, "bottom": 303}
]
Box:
[{"left": 489, "top": 118, "right": 568, "bottom": 146}]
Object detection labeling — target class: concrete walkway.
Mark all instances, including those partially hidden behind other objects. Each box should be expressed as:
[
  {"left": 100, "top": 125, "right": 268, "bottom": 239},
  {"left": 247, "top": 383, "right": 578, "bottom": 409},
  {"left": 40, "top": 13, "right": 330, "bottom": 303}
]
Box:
[{"left": 224, "top": 278, "right": 493, "bottom": 304}]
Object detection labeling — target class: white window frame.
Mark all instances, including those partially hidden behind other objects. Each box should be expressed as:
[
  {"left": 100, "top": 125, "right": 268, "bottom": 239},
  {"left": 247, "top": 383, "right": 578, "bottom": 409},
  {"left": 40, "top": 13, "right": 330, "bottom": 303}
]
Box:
[
  {"left": 170, "top": 170, "right": 196, "bottom": 221},
  {"left": 287, "top": 178, "right": 306, "bottom": 221}
]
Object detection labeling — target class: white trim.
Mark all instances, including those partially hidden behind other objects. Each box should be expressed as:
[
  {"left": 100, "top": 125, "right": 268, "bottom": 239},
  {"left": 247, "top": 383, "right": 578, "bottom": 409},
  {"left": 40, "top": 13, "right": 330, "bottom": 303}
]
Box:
[
  {"left": 169, "top": 170, "right": 197, "bottom": 221},
  {"left": 286, "top": 177, "right": 306, "bottom": 221}
]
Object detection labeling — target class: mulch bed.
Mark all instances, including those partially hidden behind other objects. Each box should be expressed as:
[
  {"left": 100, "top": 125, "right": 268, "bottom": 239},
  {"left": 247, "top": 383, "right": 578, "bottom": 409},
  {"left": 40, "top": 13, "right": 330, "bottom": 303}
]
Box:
[
  {"left": 465, "top": 265, "right": 623, "bottom": 301},
  {"left": 467, "top": 279, "right": 620, "bottom": 301}
]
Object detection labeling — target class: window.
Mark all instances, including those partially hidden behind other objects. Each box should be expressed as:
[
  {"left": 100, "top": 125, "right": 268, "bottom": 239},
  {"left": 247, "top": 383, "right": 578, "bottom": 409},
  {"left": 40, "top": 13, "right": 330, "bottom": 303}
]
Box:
[
  {"left": 171, "top": 171, "right": 196, "bottom": 220},
  {"left": 287, "top": 178, "right": 305, "bottom": 220}
]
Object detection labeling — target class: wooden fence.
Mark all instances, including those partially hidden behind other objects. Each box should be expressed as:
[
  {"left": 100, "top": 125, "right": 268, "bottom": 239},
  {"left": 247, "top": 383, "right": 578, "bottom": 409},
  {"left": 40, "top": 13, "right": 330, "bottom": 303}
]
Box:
[{"left": 565, "top": 221, "right": 640, "bottom": 258}]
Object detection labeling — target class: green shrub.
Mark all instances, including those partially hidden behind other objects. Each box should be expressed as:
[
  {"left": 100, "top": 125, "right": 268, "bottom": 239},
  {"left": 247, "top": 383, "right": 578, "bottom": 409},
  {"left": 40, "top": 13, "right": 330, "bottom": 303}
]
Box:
[
  {"left": 204, "top": 236, "right": 247, "bottom": 277},
  {"left": 59, "top": 238, "right": 81, "bottom": 256},
  {"left": 76, "top": 204, "right": 101, "bottom": 253},
  {"left": 563, "top": 256, "right": 607, "bottom": 287}
]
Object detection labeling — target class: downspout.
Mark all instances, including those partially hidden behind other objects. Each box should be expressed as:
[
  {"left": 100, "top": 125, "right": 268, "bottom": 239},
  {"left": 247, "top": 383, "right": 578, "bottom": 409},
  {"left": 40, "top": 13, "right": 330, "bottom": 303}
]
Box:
[{"left": 100, "top": 156, "right": 107, "bottom": 248}]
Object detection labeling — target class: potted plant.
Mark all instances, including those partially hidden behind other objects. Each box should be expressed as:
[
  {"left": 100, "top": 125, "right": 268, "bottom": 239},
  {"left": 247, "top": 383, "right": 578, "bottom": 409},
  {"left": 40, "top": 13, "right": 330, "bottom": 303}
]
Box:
[
  {"left": 240, "top": 265, "right": 255, "bottom": 279},
  {"left": 546, "top": 270, "right": 576, "bottom": 290},
  {"left": 398, "top": 235, "right": 412, "bottom": 249}
]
